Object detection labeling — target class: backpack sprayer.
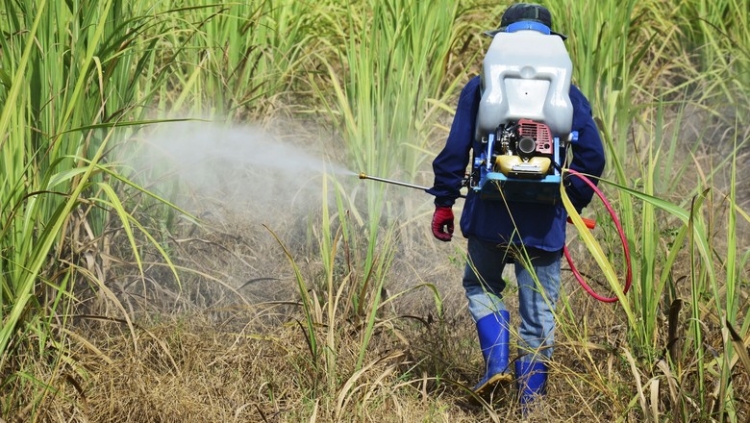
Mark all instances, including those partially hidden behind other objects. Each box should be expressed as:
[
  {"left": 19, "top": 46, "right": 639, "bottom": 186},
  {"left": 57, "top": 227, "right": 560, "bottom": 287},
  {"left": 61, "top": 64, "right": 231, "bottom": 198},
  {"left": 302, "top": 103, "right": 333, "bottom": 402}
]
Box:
[
  {"left": 358, "top": 21, "right": 631, "bottom": 302},
  {"left": 470, "top": 21, "right": 572, "bottom": 204}
]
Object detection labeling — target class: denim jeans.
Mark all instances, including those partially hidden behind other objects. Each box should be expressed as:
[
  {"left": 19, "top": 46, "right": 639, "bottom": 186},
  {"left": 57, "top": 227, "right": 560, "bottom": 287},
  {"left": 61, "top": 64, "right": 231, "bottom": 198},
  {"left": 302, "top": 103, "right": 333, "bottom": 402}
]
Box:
[{"left": 463, "top": 236, "right": 562, "bottom": 360}]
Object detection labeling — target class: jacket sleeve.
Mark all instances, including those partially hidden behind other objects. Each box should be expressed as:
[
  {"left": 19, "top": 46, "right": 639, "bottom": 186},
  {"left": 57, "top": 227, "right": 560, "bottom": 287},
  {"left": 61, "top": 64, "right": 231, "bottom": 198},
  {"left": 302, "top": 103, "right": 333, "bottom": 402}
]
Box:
[
  {"left": 426, "top": 77, "right": 480, "bottom": 207},
  {"left": 566, "top": 85, "right": 606, "bottom": 212}
]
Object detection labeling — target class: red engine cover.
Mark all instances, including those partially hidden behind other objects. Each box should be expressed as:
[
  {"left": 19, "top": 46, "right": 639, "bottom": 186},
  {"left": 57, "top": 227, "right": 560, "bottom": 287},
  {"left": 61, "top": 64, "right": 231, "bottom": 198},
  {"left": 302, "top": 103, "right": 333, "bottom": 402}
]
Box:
[{"left": 517, "top": 119, "right": 553, "bottom": 155}]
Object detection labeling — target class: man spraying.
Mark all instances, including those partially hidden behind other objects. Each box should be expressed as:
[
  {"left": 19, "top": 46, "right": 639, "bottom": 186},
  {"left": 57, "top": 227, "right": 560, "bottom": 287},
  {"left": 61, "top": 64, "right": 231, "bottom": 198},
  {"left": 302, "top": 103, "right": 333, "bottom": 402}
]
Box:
[{"left": 427, "top": 2, "right": 606, "bottom": 412}]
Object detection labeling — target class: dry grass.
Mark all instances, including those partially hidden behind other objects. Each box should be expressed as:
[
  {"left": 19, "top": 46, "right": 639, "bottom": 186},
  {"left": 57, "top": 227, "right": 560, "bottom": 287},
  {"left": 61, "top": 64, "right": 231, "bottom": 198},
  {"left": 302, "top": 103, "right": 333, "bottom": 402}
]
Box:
[
  {"left": 23, "top": 210, "right": 744, "bottom": 423},
  {"left": 7, "top": 208, "right": 554, "bottom": 421},
  {"left": 44, "top": 277, "right": 483, "bottom": 422},
  {"left": 23, "top": 273, "right": 750, "bottom": 423},
  {"left": 45, "top": 294, "right": 733, "bottom": 423}
]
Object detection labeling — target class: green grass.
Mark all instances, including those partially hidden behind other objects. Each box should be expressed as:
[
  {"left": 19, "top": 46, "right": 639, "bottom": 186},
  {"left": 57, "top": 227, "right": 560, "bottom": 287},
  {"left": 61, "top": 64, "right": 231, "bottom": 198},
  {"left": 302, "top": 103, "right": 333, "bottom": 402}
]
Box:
[{"left": 0, "top": 0, "right": 187, "bottom": 413}]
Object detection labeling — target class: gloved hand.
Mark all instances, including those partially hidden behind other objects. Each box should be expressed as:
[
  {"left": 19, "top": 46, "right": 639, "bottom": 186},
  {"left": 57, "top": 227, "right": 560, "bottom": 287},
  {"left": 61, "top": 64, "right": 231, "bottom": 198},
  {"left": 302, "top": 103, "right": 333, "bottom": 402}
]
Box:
[{"left": 431, "top": 206, "right": 454, "bottom": 242}]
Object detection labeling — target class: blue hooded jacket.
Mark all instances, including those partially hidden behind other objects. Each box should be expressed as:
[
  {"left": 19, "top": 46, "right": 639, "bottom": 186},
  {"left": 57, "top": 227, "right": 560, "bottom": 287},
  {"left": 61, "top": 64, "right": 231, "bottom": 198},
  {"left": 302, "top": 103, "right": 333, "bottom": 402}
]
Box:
[{"left": 427, "top": 76, "right": 605, "bottom": 252}]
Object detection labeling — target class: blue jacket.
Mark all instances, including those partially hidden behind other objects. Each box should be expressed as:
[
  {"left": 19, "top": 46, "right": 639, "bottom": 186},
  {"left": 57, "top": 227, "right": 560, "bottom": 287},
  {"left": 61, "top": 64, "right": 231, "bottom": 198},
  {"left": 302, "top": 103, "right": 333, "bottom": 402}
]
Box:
[{"left": 427, "top": 76, "right": 605, "bottom": 251}]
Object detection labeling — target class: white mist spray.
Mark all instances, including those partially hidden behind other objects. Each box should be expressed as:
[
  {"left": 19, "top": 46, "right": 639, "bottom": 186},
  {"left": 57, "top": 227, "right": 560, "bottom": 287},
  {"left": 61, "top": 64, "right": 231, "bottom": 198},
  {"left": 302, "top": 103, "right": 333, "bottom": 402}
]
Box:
[{"left": 124, "top": 121, "right": 354, "bottom": 225}]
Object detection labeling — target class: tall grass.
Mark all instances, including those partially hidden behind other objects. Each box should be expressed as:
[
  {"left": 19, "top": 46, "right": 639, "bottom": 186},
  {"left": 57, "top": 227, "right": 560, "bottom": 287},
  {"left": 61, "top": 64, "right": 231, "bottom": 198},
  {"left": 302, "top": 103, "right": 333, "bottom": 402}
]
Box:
[
  {"left": 1, "top": 0, "right": 115, "bottom": 412},
  {"left": 551, "top": 0, "right": 750, "bottom": 419},
  {"left": 669, "top": 0, "right": 750, "bottom": 98},
  {"left": 157, "top": 0, "right": 319, "bottom": 120},
  {"left": 261, "top": 171, "right": 451, "bottom": 418},
  {"left": 0, "top": 0, "right": 193, "bottom": 415},
  {"left": 315, "top": 0, "right": 462, "bottom": 181},
  {"left": 2, "top": 0, "right": 749, "bottom": 421},
  {"left": 244, "top": 1, "right": 465, "bottom": 411},
  {"left": 308, "top": 0, "right": 463, "bottom": 365}
]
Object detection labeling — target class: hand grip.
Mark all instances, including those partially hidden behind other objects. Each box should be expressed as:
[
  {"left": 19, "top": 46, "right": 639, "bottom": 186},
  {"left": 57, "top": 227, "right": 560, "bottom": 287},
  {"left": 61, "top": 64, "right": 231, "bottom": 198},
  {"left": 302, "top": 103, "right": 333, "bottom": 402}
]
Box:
[{"left": 567, "top": 216, "right": 596, "bottom": 229}]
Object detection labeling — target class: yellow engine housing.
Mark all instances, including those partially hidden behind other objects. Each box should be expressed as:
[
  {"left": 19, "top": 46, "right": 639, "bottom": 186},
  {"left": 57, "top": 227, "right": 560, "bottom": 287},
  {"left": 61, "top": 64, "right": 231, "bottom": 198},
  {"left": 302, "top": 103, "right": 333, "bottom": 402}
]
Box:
[{"left": 494, "top": 155, "right": 551, "bottom": 178}]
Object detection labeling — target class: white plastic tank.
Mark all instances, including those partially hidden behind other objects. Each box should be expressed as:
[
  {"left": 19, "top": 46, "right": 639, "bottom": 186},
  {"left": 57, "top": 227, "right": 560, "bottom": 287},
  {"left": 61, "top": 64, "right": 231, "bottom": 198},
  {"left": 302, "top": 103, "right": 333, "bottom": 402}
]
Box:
[{"left": 475, "top": 29, "right": 573, "bottom": 139}]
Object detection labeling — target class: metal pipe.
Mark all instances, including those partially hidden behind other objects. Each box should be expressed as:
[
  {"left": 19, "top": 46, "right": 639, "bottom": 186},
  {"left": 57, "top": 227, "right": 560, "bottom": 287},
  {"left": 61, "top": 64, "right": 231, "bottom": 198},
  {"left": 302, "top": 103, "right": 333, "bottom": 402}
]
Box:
[{"left": 358, "top": 172, "right": 430, "bottom": 192}]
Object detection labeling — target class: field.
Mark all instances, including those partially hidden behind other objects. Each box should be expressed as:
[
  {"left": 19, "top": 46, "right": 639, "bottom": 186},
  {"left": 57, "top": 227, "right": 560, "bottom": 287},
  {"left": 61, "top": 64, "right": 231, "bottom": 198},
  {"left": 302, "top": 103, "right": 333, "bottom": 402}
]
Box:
[{"left": 1, "top": 0, "right": 749, "bottom": 421}]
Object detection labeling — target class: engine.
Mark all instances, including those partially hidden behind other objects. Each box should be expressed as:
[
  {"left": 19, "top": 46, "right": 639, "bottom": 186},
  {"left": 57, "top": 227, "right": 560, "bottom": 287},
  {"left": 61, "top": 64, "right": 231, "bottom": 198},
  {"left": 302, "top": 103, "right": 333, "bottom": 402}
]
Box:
[{"left": 492, "top": 118, "right": 554, "bottom": 178}]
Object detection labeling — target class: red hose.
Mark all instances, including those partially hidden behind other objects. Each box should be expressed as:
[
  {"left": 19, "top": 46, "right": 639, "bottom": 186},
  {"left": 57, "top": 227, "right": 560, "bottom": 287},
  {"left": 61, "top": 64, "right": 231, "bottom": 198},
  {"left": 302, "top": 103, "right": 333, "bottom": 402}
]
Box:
[{"left": 563, "top": 169, "right": 632, "bottom": 303}]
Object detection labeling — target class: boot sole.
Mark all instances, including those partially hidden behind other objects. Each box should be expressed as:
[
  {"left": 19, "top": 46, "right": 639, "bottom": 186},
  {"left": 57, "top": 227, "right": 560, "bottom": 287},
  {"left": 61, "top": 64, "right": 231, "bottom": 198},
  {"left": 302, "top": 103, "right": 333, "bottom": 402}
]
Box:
[{"left": 472, "top": 373, "right": 512, "bottom": 396}]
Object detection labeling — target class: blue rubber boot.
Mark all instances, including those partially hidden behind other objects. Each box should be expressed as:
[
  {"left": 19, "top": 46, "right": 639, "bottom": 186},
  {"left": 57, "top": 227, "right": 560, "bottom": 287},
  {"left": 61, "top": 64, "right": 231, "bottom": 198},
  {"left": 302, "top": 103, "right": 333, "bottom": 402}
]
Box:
[
  {"left": 472, "top": 310, "right": 511, "bottom": 395},
  {"left": 515, "top": 360, "right": 548, "bottom": 415}
]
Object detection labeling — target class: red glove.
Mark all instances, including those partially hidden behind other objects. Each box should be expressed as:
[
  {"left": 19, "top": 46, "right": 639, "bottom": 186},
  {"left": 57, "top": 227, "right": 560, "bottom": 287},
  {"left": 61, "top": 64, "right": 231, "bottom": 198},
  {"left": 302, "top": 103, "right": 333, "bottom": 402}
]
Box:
[{"left": 431, "top": 206, "right": 454, "bottom": 242}]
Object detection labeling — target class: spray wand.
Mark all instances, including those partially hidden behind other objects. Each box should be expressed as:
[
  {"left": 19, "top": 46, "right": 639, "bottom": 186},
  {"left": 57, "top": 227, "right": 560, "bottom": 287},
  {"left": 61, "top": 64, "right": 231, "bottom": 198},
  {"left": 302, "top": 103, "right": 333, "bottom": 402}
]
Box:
[
  {"left": 357, "top": 172, "right": 451, "bottom": 195},
  {"left": 357, "top": 171, "right": 631, "bottom": 303},
  {"left": 358, "top": 172, "right": 594, "bottom": 227}
]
